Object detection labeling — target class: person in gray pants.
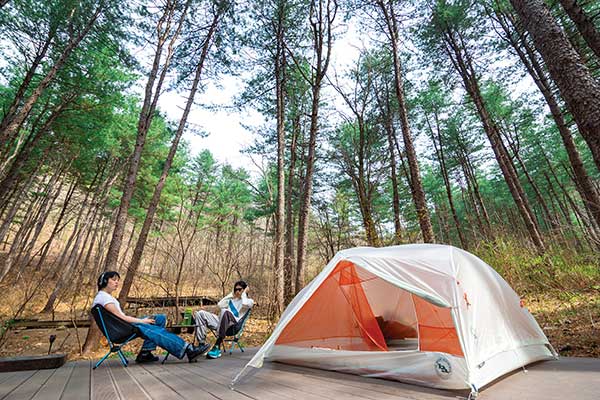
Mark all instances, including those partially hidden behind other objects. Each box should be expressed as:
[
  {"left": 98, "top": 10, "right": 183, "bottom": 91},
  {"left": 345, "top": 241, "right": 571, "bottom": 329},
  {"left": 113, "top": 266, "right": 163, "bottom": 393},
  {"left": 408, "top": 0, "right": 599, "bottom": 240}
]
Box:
[{"left": 194, "top": 280, "right": 254, "bottom": 359}]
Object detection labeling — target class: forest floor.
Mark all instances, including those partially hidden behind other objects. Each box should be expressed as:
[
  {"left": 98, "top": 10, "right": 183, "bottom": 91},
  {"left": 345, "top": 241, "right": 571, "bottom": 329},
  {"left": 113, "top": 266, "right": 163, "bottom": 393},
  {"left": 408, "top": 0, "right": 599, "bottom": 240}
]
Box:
[{"left": 0, "top": 289, "right": 598, "bottom": 360}]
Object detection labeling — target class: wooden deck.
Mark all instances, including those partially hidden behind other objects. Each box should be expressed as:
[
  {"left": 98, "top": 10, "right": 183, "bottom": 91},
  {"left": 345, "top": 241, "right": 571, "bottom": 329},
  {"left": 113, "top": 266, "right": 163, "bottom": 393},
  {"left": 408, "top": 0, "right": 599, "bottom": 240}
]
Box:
[{"left": 0, "top": 348, "right": 598, "bottom": 400}]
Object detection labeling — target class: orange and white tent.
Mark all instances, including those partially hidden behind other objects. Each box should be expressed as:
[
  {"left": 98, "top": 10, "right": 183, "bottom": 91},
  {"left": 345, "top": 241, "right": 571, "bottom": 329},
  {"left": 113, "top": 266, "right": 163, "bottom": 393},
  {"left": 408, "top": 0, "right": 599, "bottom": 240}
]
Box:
[{"left": 234, "top": 244, "right": 556, "bottom": 395}]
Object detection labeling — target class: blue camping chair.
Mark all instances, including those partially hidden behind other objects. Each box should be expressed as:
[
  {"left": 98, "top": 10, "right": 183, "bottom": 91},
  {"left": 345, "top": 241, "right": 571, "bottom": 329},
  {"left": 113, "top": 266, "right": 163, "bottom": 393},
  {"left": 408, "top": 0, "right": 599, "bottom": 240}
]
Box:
[
  {"left": 222, "top": 308, "right": 252, "bottom": 354},
  {"left": 91, "top": 305, "right": 140, "bottom": 369}
]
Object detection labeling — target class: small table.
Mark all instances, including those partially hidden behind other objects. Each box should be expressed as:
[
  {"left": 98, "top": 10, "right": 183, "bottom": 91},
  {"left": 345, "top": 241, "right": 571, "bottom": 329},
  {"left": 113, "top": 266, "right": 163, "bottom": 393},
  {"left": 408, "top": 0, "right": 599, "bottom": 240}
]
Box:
[{"left": 166, "top": 324, "right": 197, "bottom": 334}]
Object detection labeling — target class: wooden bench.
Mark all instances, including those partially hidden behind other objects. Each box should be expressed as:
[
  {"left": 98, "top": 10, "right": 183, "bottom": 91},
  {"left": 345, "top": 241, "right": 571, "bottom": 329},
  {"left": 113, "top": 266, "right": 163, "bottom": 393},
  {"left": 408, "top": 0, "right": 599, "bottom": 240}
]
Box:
[{"left": 0, "top": 354, "right": 66, "bottom": 372}]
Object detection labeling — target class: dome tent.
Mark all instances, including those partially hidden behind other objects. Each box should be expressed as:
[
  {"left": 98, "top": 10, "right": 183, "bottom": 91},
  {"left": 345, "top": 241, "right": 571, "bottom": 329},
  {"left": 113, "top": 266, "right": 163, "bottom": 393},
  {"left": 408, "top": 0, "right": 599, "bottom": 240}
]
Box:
[{"left": 233, "top": 244, "right": 556, "bottom": 396}]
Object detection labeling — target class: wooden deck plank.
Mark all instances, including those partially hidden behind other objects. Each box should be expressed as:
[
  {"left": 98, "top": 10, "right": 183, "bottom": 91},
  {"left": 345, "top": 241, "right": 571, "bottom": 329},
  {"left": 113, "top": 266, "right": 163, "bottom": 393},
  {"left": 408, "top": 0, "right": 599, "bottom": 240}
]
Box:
[
  {"left": 175, "top": 360, "right": 297, "bottom": 400},
  {"left": 144, "top": 360, "right": 246, "bottom": 400},
  {"left": 139, "top": 362, "right": 222, "bottom": 400},
  {"left": 163, "top": 360, "right": 261, "bottom": 400},
  {"left": 475, "top": 357, "right": 600, "bottom": 400},
  {"left": 268, "top": 364, "right": 437, "bottom": 400},
  {"left": 186, "top": 358, "right": 320, "bottom": 399},
  {"left": 30, "top": 363, "right": 74, "bottom": 400},
  {"left": 0, "top": 370, "right": 37, "bottom": 399},
  {"left": 2, "top": 349, "right": 598, "bottom": 400},
  {"left": 198, "top": 359, "right": 382, "bottom": 400},
  {"left": 106, "top": 361, "right": 152, "bottom": 400},
  {"left": 91, "top": 359, "right": 120, "bottom": 400},
  {"left": 240, "top": 365, "right": 373, "bottom": 400},
  {"left": 60, "top": 361, "right": 90, "bottom": 400},
  {"left": 242, "top": 371, "right": 334, "bottom": 400},
  {"left": 192, "top": 357, "right": 351, "bottom": 400},
  {"left": 0, "top": 372, "right": 18, "bottom": 386},
  {"left": 3, "top": 369, "right": 56, "bottom": 400},
  {"left": 109, "top": 360, "right": 183, "bottom": 400},
  {"left": 190, "top": 360, "right": 337, "bottom": 400}
]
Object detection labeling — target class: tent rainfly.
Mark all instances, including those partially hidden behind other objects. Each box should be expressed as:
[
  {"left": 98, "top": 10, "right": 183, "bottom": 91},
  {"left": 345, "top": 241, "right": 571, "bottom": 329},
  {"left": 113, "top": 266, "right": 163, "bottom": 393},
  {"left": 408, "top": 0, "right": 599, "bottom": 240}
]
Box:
[{"left": 233, "top": 244, "right": 557, "bottom": 397}]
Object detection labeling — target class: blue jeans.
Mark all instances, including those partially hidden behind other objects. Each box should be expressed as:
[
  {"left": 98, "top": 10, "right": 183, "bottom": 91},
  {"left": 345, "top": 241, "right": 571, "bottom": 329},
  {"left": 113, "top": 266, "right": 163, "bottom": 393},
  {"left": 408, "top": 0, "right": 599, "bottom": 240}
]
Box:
[{"left": 133, "top": 314, "right": 188, "bottom": 359}]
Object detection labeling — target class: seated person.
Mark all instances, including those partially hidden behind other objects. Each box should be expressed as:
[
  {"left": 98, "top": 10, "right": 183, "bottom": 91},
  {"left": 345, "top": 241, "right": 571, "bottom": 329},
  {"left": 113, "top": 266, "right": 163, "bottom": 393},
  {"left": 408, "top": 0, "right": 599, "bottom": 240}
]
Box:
[
  {"left": 92, "top": 271, "right": 210, "bottom": 363},
  {"left": 194, "top": 280, "right": 254, "bottom": 359}
]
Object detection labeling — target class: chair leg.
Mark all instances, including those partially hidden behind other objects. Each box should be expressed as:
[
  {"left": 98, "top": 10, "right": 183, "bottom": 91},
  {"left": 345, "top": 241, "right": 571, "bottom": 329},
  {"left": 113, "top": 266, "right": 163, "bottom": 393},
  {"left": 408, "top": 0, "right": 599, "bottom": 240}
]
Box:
[
  {"left": 117, "top": 350, "right": 129, "bottom": 367},
  {"left": 228, "top": 339, "right": 244, "bottom": 354},
  {"left": 93, "top": 351, "right": 112, "bottom": 370},
  {"left": 162, "top": 353, "right": 170, "bottom": 364}
]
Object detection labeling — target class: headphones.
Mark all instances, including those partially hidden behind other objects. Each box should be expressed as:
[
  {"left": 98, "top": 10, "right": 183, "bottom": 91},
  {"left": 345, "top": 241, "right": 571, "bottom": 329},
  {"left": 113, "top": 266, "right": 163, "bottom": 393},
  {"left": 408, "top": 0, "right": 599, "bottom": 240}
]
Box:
[{"left": 97, "top": 272, "right": 109, "bottom": 290}]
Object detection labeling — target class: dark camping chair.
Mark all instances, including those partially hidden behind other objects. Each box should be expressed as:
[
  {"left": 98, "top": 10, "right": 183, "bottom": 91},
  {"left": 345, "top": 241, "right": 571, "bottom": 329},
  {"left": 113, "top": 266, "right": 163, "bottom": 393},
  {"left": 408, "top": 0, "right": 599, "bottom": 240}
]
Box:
[
  {"left": 91, "top": 304, "right": 140, "bottom": 369},
  {"left": 222, "top": 307, "right": 252, "bottom": 354}
]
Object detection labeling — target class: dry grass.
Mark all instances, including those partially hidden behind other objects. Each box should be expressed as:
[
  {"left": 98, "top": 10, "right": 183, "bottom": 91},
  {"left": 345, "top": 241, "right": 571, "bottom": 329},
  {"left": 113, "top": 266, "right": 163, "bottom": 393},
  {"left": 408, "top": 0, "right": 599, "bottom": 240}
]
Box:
[{"left": 526, "top": 290, "right": 600, "bottom": 357}]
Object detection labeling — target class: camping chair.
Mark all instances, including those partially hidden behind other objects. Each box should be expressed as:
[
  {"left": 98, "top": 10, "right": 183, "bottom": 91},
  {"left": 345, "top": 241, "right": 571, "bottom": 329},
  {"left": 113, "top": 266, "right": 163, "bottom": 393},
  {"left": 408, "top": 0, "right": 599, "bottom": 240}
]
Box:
[
  {"left": 91, "top": 305, "right": 140, "bottom": 369},
  {"left": 222, "top": 308, "right": 252, "bottom": 354}
]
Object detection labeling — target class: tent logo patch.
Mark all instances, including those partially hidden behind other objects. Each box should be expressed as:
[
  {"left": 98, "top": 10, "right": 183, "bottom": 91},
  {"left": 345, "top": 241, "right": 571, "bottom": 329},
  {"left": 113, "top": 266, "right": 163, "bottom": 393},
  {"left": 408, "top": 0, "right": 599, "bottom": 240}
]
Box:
[{"left": 435, "top": 357, "right": 452, "bottom": 379}]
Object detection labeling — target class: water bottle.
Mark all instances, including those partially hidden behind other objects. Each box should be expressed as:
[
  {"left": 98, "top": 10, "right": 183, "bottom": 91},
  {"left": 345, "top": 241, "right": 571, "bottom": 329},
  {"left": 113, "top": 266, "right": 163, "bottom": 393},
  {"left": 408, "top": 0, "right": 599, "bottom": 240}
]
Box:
[{"left": 183, "top": 308, "right": 193, "bottom": 326}]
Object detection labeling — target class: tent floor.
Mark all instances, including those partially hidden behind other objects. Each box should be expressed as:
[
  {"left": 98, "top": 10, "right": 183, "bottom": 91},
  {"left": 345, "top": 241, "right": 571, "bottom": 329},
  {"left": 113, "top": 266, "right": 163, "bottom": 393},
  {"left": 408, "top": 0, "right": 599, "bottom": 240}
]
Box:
[
  {"left": 0, "top": 347, "right": 597, "bottom": 399},
  {"left": 385, "top": 338, "right": 419, "bottom": 351}
]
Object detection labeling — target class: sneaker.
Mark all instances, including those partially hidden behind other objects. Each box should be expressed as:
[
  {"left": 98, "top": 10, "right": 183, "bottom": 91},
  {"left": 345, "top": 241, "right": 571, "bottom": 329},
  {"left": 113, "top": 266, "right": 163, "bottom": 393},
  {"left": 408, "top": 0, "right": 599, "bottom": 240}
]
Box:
[
  {"left": 206, "top": 346, "right": 222, "bottom": 359},
  {"left": 186, "top": 343, "right": 211, "bottom": 363},
  {"left": 135, "top": 351, "right": 159, "bottom": 363}
]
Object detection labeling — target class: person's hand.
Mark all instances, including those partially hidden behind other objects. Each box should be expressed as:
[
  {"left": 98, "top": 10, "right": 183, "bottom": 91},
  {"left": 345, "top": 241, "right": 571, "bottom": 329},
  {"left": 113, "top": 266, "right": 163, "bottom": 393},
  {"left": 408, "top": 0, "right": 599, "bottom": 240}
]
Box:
[{"left": 141, "top": 317, "right": 155, "bottom": 324}]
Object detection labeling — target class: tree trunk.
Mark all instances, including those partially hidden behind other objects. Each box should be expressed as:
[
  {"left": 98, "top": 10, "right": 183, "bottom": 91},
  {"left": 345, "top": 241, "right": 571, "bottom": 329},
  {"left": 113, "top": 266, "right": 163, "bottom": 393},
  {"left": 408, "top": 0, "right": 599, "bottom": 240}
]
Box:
[
  {"left": 427, "top": 114, "right": 467, "bottom": 249},
  {"left": 43, "top": 178, "right": 96, "bottom": 312},
  {"left": 0, "top": 171, "right": 40, "bottom": 250},
  {"left": 101, "top": 0, "right": 190, "bottom": 275},
  {"left": 274, "top": 0, "right": 287, "bottom": 313},
  {"left": 72, "top": 173, "right": 113, "bottom": 285},
  {"left": 295, "top": 0, "right": 336, "bottom": 295},
  {"left": 0, "top": 24, "right": 56, "bottom": 150},
  {"left": 0, "top": 96, "right": 73, "bottom": 208},
  {"left": 441, "top": 26, "right": 545, "bottom": 252},
  {"left": 118, "top": 7, "right": 221, "bottom": 305},
  {"left": 510, "top": 0, "right": 600, "bottom": 171},
  {"left": 93, "top": 213, "right": 113, "bottom": 278},
  {"left": 377, "top": 0, "right": 434, "bottom": 243},
  {"left": 0, "top": 184, "right": 46, "bottom": 281},
  {"left": 149, "top": 219, "right": 164, "bottom": 275},
  {"left": 435, "top": 199, "right": 451, "bottom": 244},
  {"left": 458, "top": 153, "right": 485, "bottom": 236},
  {"left": 492, "top": 5, "right": 600, "bottom": 232},
  {"left": 557, "top": 0, "right": 600, "bottom": 59},
  {"left": 510, "top": 143, "right": 557, "bottom": 231},
  {"left": 557, "top": 175, "right": 600, "bottom": 246},
  {"left": 355, "top": 179, "right": 381, "bottom": 246},
  {"left": 17, "top": 163, "right": 68, "bottom": 272},
  {"left": 0, "top": 5, "right": 104, "bottom": 144},
  {"left": 461, "top": 142, "right": 491, "bottom": 230},
  {"left": 332, "top": 63, "right": 382, "bottom": 247},
  {"left": 374, "top": 87, "right": 403, "bottom": 244},
  {"left": 33, "top": 179, "right": 78, "bottom": 271},
  {"left": 284, "top": 115, "right": 298, "bottom": 305}
]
